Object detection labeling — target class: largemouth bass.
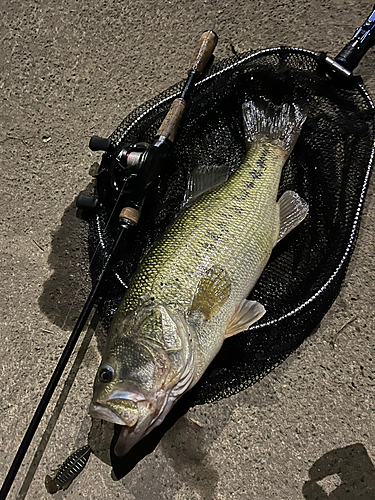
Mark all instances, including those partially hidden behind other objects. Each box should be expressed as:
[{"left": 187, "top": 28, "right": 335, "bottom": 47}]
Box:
[{"left": 90, "top": 99, "right": 309, "bottom": 456}]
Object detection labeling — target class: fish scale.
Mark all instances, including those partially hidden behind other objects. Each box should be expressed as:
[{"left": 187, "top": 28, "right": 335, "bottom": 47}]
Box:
[
  {"left": 118, "top": 141, "right": 285, "bottom": 381},
  {"left": 130, "top": 143, "right": 282, "bottom": 302},
  {"left": 90, "top": 99, "right": 309, "bottom": 457}
]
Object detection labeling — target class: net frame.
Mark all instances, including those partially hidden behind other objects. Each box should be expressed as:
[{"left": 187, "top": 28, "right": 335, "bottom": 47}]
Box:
[{"left": 87, "top": 47, "right": 375, "bottom": 404}]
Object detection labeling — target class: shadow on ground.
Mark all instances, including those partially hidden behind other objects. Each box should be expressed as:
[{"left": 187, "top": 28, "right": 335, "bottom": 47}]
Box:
[
  {"left": 38, "top": 197, "right": 91, "bottom": 331},
  {"left": 303, "top": 443, "right": 375, "bottom": 499},
  {"left": 88, "top": 385, "right": 224, "bottom": 499},
  {"left": 88, "top": 377, "right": 280, "bottom": 500}
]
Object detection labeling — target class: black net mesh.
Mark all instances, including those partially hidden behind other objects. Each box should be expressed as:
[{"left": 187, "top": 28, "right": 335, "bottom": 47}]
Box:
[{"left": 86, "top": 47, "right": 374, "bottom": 405}]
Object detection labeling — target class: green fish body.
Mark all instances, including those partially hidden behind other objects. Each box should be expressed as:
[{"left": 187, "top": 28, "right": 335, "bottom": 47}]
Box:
[{"left": 90, "top": 99, "right": 308, "bottom": 456}]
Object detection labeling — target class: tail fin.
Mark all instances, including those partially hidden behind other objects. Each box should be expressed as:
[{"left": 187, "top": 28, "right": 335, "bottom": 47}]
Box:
[{"left": 242, "top": 98, "right": 307, "bottom": 153}]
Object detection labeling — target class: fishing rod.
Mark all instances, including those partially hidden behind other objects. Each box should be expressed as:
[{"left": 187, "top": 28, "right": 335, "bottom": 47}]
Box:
[
  {"left": 0, "top": 30, "right": 218, "bottom": 500},
  {"left": 42, "top": 6, "right": 375, "bottom": 494}
]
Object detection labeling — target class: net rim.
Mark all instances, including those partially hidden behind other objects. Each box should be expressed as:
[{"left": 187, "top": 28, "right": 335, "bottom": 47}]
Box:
[
  {"left": 107, "top": 46, "right": 375, "bottom": 329},
  {"left": 110, "top": 46, "right": 320, "bottom": 147},
  {"left": 249, "top": 79, "right": 375, "bottom": 331}
]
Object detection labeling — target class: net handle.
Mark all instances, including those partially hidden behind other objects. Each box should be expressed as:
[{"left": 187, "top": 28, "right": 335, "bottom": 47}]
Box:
[{"left": 334, "top": 5, "right": 375, "bottom": 71}]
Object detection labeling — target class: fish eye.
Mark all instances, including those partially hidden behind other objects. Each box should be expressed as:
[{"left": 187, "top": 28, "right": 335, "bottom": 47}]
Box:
[{"left": 99, "top": 366, "right": 114, "bottom": 383}]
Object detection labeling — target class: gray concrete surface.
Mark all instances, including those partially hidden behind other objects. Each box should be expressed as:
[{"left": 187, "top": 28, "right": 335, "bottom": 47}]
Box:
[{"left": 0, "top": 0, "right": 374, "bottom": 499}]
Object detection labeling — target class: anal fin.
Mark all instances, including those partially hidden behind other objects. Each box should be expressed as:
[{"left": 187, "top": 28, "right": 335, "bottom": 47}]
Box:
[
  {"left": 276, "top": 190, "right": 309, "bottom": 245},
  {"left": 225, "top": 300, "right": 266, "bottom": 338}
]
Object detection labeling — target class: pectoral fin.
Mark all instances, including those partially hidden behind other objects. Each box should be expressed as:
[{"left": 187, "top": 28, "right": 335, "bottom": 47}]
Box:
[
  {"left": 276, "top": 190, "right": 309, "bottom": 245},
  {"left": 190, "top": 266, "right": 231, "bottom": 320},
  {"left": 225, "top": 300, "right": 266, "bottom": 338}
]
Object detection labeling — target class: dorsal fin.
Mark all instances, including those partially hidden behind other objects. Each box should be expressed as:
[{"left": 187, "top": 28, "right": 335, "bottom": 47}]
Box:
[{"left": 183, "top": 164, "right": 230, "bottom": 206}]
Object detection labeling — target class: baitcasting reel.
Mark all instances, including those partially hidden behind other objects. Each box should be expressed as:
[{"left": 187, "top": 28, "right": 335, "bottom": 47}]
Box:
[
  {"left": 77, "top": 135, "right": 171, "bottom": 225},
  {"left": 76, "top": 30, "right": 219, "bottom": 228}
]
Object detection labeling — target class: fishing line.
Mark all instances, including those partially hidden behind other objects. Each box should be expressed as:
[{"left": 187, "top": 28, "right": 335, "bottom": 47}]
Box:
[{"left": 60, "top": 177, "right": 129, "bottom": 333}]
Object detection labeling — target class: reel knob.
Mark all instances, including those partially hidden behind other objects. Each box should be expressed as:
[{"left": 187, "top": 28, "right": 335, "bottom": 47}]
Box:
[
  {"left": 89, "top": 136, "right": 111, "bottom": 152},
  {"left": 76, "top": 193, "right": 99, "bottom": 210}
]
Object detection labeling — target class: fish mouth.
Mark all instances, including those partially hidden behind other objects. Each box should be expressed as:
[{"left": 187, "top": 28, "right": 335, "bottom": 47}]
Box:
[
  {"left": 90, "top": 388, "right": 168, "bottom": 457},
  {"left": 89, "top": 398, "right": 156, "bottom": 457},
  {"left": 89, "top": 402, "right": 126, "bottom": 425},
  {"left": 89, "top": 402, "right": 143, "bottom": 456},
  {"left": 90, "top": 388, "right": 145, "bottom": 423}
]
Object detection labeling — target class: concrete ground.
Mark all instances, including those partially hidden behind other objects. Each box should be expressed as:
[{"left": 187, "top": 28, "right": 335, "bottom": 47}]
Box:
[{"left": 0, "top": 0, "right": 374, "bottom": 499}]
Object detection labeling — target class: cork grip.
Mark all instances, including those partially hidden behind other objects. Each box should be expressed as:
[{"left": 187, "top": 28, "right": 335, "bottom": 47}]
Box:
[
  {"left": 189, "top": 30, "right": 218, "bottom": 74},
  {"left": 119, "top": 207, "right": 141, "bottom": 224},
  {"left": 120, "top": 31, "right": 218, "bottom": 226},
  {"left": 156, "top": 98, "right": 187, "bottom": 142}
]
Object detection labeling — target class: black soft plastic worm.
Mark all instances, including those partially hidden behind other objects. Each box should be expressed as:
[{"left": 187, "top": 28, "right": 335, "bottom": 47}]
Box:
[{"left": 45, "top": 445, "right": 92, "bottom": 494}]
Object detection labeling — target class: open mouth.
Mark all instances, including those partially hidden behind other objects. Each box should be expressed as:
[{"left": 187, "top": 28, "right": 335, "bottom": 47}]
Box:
[
  {"left": 90, "top": 401, "right": 149, "bottom": 457},
  {"left": 90, "top": 387, "right": 148, "bottom": 423},
  {"left": 89, "top": 402, "right": 126, "bottom": 425}
]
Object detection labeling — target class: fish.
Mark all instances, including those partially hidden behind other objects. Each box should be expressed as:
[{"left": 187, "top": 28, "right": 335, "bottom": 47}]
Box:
[{"left": 90, "top": 98, "right": 309, "bottom": 457}]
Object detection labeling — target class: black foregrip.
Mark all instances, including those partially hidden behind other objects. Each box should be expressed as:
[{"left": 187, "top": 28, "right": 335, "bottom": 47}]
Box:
[{"left": 335, "top": 7, "right": 375, "bottom": 70}]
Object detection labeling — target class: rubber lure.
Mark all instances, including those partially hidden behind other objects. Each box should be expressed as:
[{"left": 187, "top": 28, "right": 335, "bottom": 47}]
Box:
[{"left": 45, "top": 445, "right": 91, "bottom": 493}]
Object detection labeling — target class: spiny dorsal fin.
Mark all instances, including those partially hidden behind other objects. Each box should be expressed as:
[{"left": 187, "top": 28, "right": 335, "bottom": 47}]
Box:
[
  {"left": 276, "top": 190, "right": 309, "bottom": 245},
  {"left": 190, "top": 266, "right": 231, "bottom": 320},
  {"left": 183, "top": 164, "right": 230, "bottom": 206},
  {"left": 225, "top": 299, "right": 266, "bottom": 338}
]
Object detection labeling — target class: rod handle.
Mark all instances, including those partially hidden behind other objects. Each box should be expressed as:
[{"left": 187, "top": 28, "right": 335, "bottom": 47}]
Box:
[
  {"left": 156, "top": 98, "right": 187, "bottom": 141},
  {"left": 120, "top": 30, "right": 218, "bottom": 224},
  {"left": 188, "top": 30, "right": 218, "bottom": 74},
  {"left": 156, "top": 30, "right": 218, "bottom": 141}
]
